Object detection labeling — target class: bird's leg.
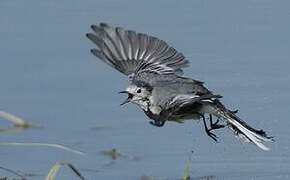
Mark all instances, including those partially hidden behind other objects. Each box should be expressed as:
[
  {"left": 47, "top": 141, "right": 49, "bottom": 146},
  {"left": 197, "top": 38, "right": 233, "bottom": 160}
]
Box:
[
  {"left": 209, "top": 114, "right": 225, "bottom": 130},
  {"left": 200, "top": 114, "right": 218, "bottom": 142},
  {"left": 206, "top": 109, "right": 236, "bottom": 130},
  {"left": 149, "top": 120, "right": 165, "bottom": 127}
]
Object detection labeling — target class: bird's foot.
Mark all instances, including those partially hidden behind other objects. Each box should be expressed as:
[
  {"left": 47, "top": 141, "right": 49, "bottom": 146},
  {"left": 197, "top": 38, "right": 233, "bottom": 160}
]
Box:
[
  {"left": 201, "top": 114, "right": 225, "bottom": 142},
  {"left": 205, "top": 128, "right": 218, "bottom": 142},
  {"left": 209, "top": 116, "right": 225, "bottom": 130},
  {"left": 149, "top": 120, "right": 165, "bottom": 127}
]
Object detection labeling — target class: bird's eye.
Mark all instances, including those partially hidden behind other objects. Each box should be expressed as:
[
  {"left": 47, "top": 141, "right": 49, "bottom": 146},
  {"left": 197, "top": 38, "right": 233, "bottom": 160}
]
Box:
[{"left": 137, "top": 88, "right": 142, "bottom": 93}]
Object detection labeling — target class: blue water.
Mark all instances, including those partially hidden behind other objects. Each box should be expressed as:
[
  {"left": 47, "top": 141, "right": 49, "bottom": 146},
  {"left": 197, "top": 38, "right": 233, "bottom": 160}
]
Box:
[{"left": 0, "top": 0, "right": 290, "bottom": 179}]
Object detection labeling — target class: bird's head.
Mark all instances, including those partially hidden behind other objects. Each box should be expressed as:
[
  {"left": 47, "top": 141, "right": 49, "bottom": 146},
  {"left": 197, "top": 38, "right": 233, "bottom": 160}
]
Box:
[{"left": 119, "top": 82, "right": 152, "bottom": 110}]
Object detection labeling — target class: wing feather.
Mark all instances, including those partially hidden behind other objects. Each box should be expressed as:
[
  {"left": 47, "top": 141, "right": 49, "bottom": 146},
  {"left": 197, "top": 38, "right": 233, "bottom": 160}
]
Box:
[
  {"left": 87, "top": 23, "right": 189, "bottom": 76},
  {"left": 166, "top": 94, "right": 222, "bottom": 111}
]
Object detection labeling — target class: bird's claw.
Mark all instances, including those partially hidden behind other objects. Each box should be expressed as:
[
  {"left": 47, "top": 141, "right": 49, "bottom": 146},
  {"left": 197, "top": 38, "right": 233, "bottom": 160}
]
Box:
[
  {"left": 205, "top": 129, "right": 218, "bottom": 142},
  {"left": 201, "top": 114, "right": 226, "bottom": 142},
  {"left": 209, "top": 117, "right": 225, "bottom": 130}
]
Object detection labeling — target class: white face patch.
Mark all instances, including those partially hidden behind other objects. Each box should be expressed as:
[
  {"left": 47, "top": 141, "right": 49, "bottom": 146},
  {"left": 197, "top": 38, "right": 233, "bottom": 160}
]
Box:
[
  {"left": 126, "top": 85, "right": 151, "bottom": 99},
  {"left": 125, "top": 85, "right": 137, "bottom": 94},
  {"left": 125, "top": 84, "right": 151, "bottom": 111}
]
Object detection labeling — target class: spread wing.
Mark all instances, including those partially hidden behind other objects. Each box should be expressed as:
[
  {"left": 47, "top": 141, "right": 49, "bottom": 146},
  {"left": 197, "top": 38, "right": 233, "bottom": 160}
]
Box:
[{"left": 86, "top": 23, "right": 189, "bottom": 77}]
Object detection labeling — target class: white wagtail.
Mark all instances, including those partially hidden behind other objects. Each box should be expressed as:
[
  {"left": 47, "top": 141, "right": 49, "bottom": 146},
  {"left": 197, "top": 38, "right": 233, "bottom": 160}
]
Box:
[{"left": 86, "top": 23, "right": 273, "bottom": 150}]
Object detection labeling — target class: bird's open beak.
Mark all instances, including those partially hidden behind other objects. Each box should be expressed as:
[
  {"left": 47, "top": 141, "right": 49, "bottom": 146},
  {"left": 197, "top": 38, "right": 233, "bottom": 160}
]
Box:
[{"left": 119, "top": 91, "right": 133, "bottom": 106}]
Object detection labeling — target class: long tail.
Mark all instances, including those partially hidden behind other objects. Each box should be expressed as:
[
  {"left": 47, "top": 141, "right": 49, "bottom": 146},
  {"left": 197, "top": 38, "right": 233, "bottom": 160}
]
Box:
[{"left": 202, "top": 101, "right": 273, "bottom": 151}]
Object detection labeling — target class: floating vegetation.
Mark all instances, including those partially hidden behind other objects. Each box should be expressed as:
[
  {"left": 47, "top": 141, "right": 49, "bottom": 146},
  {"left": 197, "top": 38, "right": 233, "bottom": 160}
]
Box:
[
  {"left": 182, "top": 162, "right": 191, "bottom": 180},
  {"left": 0, "top": 111, "right": 36, "bottom": 134},
  {"left": 0, "top": 142, "right": 85, "bottom": 155},
  {"left": 182, "top": 151, "right": 194, "bottom": 180},
  {"left": 46, "top": 160, "right": 85, "bottom": 180},
  {"left": 0, "top": 165, "right": 27, "bottom": 180},
  {"left": 0, "top": 111, "right": 33, "bottom": 129},
  {"left": 0, "top": 126, "right": 28, "bottom": 134},
  {"left": 100, "top": 148, "right": 122, "bottom": 160}
]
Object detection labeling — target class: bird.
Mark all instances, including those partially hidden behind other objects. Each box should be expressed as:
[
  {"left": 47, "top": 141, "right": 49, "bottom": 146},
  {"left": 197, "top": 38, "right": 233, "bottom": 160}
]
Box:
[{"left": 86, "top": 23, "right": 273, "bottom": 151}]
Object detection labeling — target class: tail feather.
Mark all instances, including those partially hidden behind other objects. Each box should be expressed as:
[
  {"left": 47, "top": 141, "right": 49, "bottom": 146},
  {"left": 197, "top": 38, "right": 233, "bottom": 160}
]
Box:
[
  {"left": 224, "top": 112, "right": 273, "bottom": 151},
  {"left": 226, "top": 112, "right": 272, "bottom": 142},
  {"left": 202, "top": 102, "right": 273, "bottom": 151}
]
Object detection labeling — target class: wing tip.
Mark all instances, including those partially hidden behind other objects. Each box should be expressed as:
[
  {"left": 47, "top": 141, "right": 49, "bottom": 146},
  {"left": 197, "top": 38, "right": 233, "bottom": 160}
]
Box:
[
  {"left": 100, "top": 22, "right": 110, "bottom": 29},
  {"left": 90, "top": 49, "right": 99, "bottom": 56},
  {"left": 91, "top": 24, "right": 97, "bottom": 31},
  {"left": 86, "top": 33, "right": 94, "bottom": 39}
]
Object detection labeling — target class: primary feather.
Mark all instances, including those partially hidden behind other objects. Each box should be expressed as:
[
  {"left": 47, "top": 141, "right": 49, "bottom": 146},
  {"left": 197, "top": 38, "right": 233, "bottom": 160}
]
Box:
[{"left": 86, "top": 23, "right": 189, "bottom": 77}]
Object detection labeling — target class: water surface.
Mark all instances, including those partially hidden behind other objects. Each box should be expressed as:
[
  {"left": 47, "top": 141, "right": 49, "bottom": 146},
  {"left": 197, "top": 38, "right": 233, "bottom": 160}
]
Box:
[{"left": 0, "top": 0, "right": 289, "bottom": 179}]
